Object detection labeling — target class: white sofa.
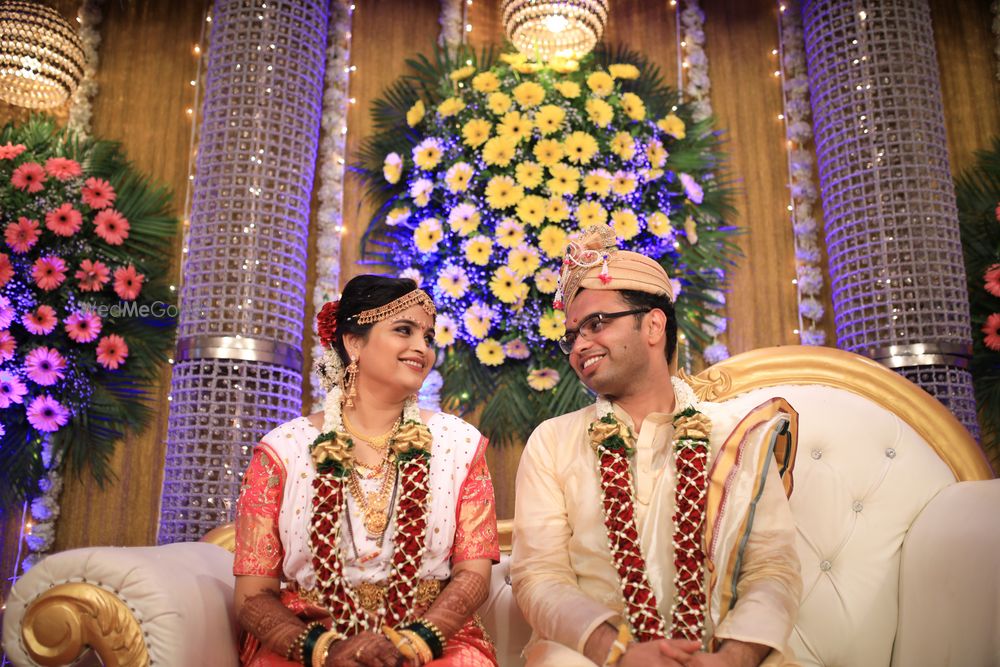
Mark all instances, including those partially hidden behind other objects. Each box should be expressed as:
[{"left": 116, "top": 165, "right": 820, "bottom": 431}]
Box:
[{"left": 4, "top": 346, "right": 997, "bottom": 667}]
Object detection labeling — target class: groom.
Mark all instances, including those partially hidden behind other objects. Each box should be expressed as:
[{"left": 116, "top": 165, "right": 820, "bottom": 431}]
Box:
[{"left": 511, "top": 223, "right": 802, "bottom": 667}]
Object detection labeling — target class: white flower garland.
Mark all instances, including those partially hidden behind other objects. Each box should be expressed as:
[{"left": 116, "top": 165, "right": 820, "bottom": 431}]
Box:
[
  {"left": 678, "top": 0, "right": 729, "bottom": 363},
  {"left": 310, "top": 0, "right": 355, "bottom": 409},
  {"left": 66, "top": 0, "right": 105, "bottom": 140},
  {"left": 439, "top": 0, "right": 464, "bottom": 49},
  {"left": 593, "top": 376, "right": 707, "bottom": 639},
  {"left": 21, "top": 439, "right": 63, "bottom": 571},
  {"left": 310, "top": 383, "right": 428, "bottom": 633},
  {"left": 779, "top": 1, "right": 827, "bottom": 346},
  {"left": 18, "top": 0, "right": 106, "bottom": 575},
  {"left": 680, "top": 0, "right": 712, "bottom": 123}
]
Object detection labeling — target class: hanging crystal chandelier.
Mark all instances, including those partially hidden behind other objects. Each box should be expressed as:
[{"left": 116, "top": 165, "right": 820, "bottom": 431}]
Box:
[
  {"left": 500, "top": 0, "right": 609, "bottom": 62},
  {"left": 0, "top": 1, "right": 85, "bottom": 109}
]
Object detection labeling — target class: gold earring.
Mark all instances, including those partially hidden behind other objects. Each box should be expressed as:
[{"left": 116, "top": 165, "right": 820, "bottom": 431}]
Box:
[{"left": 344, "top": 356, "right": 359, "bottom": 407}]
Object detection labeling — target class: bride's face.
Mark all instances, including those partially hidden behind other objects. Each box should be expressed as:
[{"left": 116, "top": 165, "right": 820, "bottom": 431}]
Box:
[{"left": 349, "top": 303, "right": 436, "bottom": 398}]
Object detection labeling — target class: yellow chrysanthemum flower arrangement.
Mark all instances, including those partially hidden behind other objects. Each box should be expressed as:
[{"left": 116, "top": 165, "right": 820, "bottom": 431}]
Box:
[{"left": 358, "top": 46, "right": 734, "bottom": 445}]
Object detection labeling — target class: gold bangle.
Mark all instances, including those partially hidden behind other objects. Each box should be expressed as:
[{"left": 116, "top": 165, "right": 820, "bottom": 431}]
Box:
[
  {"left": 604, "top": 622, "right": 633, "bottom": 667},
  {"left": 400, "top": 629, "right": 434, "bottom": 664},
  {"left": 382, "top": 626, "right": 419, "bottom": 663},
  {"left": 312, "top": 630, "right": 341, "bottom": 667},
  {"left": 289, "top": 621, "right": 325, "bottom": 663}
]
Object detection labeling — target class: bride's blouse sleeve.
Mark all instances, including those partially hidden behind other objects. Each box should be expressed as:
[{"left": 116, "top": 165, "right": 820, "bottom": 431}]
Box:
[
  {"left": 233, "top": 444, "right": 285, "bottom": 577},
  {"left": 451, "top": 435, "right": 501, "bottom": 564}
]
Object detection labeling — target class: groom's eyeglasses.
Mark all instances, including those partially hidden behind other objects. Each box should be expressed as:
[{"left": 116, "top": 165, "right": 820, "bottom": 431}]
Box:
[{"left": 558, "top": 308, "right": 650, "bottom": 355}]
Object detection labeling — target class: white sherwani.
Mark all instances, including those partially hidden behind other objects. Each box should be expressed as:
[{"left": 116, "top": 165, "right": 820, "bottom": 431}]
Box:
[{"left": 511, "top": 388, "right": 802, "bottom": 666}]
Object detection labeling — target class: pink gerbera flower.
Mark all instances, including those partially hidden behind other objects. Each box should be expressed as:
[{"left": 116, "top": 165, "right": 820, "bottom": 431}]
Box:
[
  {"left": 26, "top": 394, "right": 69, "bottom": 432},
  {"left": 0, "top": 295, "right": 13, "bottom": 329},
  {"left": 0, "top": 330, "right": 15, "bottom": 362},
  {"left": 22, "top": 305, "right": 58, "bottom": 335},
  {"left": 985, "top": 264, "right": 1000, "bottom": 298},
  {"left": 11, "top": 162, "right": 46, "bottom": 193},
  {"left": 983, "top": 313, "right": 1000, "bottom": 351},
  {"left": 44, "top": 157, "right": 82, "bottom": 180},
  {"left": 75, "top": 258, "right": 111, "bottom": 292},
  {"left": 25, "top": 347, "right": 66, "bottom": 386},
  {"left": 93, "top": 209, "right": 130, "bottom": 245},
  {"left": 0, "top": 252, "right": 12, "bottom": 287},
  {"left": 113, "top": 264, "right": 144, "bottom": 300},
  {"left": 96, "top": 334, "right": 128, "bottom": 370},
  {"left": 64, "top": 310, "right": 102, "bottom": 343},
  {"left": 0, "top": 370, "right": 28, "bottom": 408},
  {"left": 5, "top": 217, "right": 41, "bottom": 253},
  {"left": 0, "top": 142, "right": 26, "bottom": 160},
  {"left": 81, "top": 177, "right": 116, "bottom": 209},
  {"left": 44, "top": 203, "right": 83, "bottom": 237},
  {"left": 31, "top": 256, "right": 67, "bottom": 291}
]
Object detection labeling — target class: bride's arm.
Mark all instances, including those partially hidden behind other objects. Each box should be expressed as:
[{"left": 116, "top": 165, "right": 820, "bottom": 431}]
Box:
[{"left": 422, "top": 558, "right": 491, "bottom": 637}]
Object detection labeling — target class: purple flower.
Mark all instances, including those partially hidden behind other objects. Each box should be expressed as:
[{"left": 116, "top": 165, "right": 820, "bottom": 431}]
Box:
[
  {"left": 0, "top": 295, "right": 13, "bottom": 329},
  {"left": 24, "top": 347, "right": 66, "bottom": 386},
  {"left": 26, "top": 394, "right": 69, "bottom": 432},
  {"left": 679, "top": 173, "right": 704, "bottom": 204},
  {"left": 0, "top": 370, "right": 28, "bottom": 408}
]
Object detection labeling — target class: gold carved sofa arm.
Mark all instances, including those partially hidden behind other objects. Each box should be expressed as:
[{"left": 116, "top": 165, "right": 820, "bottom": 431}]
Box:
[{"left": 2, "top": 541, "right": 239, "bottom": 666}]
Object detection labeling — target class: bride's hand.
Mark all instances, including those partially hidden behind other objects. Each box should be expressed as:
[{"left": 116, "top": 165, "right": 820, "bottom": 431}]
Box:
[{"left": 324, "top": 631, "right": 404, "bottom": 667}]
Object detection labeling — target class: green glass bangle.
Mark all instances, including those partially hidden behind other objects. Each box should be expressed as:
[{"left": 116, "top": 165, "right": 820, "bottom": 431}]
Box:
[
  {"left": 301, "top": 623, "right": 327, "bottom": 666},
  {"left": 404, "top": 621, "right": 444, "bottom": 659}
]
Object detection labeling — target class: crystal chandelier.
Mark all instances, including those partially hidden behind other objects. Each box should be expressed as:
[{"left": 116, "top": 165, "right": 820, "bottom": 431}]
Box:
[
  {"left": 0, "top": 1, "right": 85, "bottom": 109},
  {"left": 501, "top": 0, "right": 609, "bottom": 62}
]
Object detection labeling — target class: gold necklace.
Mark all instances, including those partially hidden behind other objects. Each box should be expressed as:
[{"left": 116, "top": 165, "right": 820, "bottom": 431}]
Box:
[
  {"left": 341, "top": 410, "right": 401, "bottom": 452},
  {"left": 347, "top": 456, "right": 396, "bottom": 536},
  {"left": 354, "top": 453, "right": 388, "bottom": 479}
]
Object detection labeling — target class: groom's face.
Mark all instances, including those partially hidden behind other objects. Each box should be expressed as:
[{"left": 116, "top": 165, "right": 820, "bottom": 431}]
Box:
[{"left": 565, "top": 289, "right": 645, "bottom": 398}]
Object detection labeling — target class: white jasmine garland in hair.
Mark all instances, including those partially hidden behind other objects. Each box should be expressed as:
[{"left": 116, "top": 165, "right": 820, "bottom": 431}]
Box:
[
  {"left": 310, "top": 0, "right": 354, "bottom": 409},
  {"left": 315, "top": 346, "right": 346, "bottom": 393},
  {"left": 322, "top": 383, "right": 345, "bottom": 433},
  {"left": 780, "top": 1, "right": 826, "bottom": 345}
]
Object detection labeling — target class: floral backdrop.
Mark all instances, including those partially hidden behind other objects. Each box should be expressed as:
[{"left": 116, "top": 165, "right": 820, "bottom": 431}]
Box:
[
  {"left": 0, "top": 117, "right": 178, "bottom": 509},
  {"left": 357, "top": 45, "right": 737, "bottom": 444},
  {"left": 958, "top": 136, "right": 1000, "bottom": 470}
]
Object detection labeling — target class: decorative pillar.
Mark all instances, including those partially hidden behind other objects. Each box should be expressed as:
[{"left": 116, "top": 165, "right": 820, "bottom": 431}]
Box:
[
  {"left": 802, "top": 0, "right": 979, "bottom": 437},
  {"left": 158, "top": 0, "right": 329, "bottom": 543}
]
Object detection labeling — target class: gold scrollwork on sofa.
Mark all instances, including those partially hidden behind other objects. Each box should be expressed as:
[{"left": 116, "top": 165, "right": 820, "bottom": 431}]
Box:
[
  {"left": 678, "top": 367, "right": 733, "bottom": 402},
  {"left": 21, "top": 582, "right": 149, "bottom": 667}
]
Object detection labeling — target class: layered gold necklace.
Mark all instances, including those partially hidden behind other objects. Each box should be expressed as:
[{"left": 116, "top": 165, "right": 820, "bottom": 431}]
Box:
[{"left": 342, "top": 411, "right": 401, "bottom": 536}]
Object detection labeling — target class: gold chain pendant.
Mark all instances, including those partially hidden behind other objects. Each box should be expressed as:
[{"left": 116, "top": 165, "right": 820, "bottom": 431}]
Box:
[{"left": 348, "top": 457, "right": 395, "bottom": 537}]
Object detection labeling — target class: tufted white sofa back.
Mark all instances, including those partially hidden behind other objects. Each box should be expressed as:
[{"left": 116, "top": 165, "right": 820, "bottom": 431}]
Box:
[{"left": 718, "top": 385, "right": 956, "bottom": 666}]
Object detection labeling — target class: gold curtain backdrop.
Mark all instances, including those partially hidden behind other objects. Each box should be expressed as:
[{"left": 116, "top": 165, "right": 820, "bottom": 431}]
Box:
[{"left": 0, "top": 0, "right": 996, "bottom": 592}]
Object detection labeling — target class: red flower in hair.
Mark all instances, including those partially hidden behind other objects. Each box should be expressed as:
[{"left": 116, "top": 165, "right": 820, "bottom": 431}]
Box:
[{"left": 317, "top": 300, "right": 341, "bottom": 347}]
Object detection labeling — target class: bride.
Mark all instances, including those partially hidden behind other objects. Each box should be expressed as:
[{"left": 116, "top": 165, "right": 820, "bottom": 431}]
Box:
[{"left": 232, "top": 275, "right": 500, "bottom": 667}]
